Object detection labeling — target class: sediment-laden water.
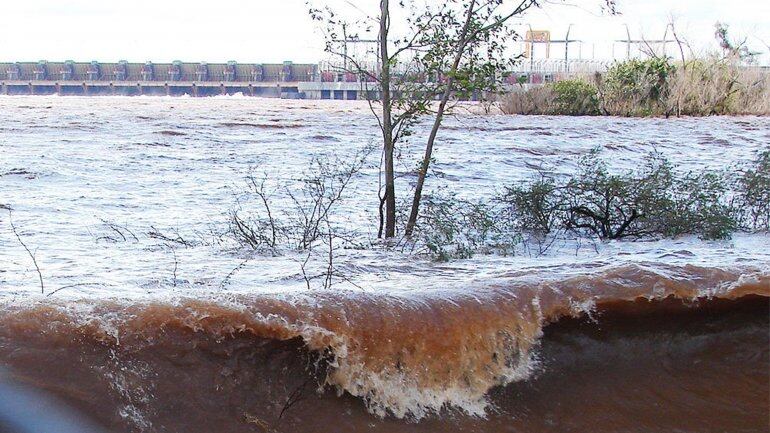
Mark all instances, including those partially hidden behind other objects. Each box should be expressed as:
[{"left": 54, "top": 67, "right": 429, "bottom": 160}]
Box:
[{"left": 0, "top": 96, "right": 768, "bottom": 432}]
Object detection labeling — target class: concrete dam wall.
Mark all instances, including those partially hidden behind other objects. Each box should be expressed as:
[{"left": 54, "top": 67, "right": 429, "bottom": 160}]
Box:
[
  {"left": 0, "top": 61, "right": 326, "bottom": 98},
  {"left": 0, "top": 60, "right": 548, "bottom": 99}
]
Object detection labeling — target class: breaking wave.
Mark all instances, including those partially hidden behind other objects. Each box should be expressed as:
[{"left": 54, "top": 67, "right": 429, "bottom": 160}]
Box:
[{"left": 0, "top": 263, "right": 767, "bottom": 431}]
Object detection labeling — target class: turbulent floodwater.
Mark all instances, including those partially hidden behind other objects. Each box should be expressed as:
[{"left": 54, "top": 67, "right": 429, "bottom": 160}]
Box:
[{"left": 0, "top": 96, "right": 768, "bottom": 433}]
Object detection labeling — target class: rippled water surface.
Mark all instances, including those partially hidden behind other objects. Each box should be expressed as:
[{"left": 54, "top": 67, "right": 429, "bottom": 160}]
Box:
[
  {"left": 1, "top": 96, "right": 769, "bottom": 299},
  {"left": 1, "top": 96, "right": 768, "bottom": 432}
]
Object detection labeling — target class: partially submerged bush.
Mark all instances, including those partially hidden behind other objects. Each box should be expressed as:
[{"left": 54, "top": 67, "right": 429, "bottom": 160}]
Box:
[
  {"left": 413, "top": 150, "right": 768, "bottom": 261},
  {"left": 664, "top": 171, "right": 737, "bottom": 240},
  {"left": 737, "top": 151, "right": 770, "bottom": 231},
  {"left": 413, "top": 194, "right": 520, "bottom": 261},
  {"left": 229, "top": 149, "right": 371, "bottom": 253},
  {"left": 501, "top": 176, "right": 561, "bottom": 235},
  {"left": 561, "top": 151, "right": 677, "bottom": 239},
  {"left": 500, "top": 151, "right": 740, "bottom": 241},
  {"left": 417, "top": 196, "right": 477, "bottom": 261}
]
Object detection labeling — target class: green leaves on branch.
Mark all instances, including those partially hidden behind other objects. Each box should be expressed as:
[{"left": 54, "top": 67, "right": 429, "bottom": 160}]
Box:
[
  {"left": 550, "top": 79, "right": 601, "bottom": 115},
  {"left": 414, "top": 150, "right": 769, "bottom": 261},
  {"left": 502, "top": 56, "right": 770, "bottom": 116},
  {"left": 600, "top": 58, "right": 676, "bottom": 116},
  {"left": 504, "top": 150, "right": 768, "bottom": 241}
]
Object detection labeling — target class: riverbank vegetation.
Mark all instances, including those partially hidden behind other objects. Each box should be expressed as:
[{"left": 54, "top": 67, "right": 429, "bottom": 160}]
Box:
[
  {"left": 501, "top": 23, "right": 769, "bottom": 117},
  {"left": 500, "top": 57, "right": 770, "bottom": 117}
]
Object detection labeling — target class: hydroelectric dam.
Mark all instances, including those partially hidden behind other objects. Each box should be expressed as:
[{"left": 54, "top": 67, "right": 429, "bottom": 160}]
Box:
[
  {"left": 0, "top": 59, "right": 566, "bottom": 99},
  {"left": 0, "top": 60, "right": 377, "bottom": 99}
]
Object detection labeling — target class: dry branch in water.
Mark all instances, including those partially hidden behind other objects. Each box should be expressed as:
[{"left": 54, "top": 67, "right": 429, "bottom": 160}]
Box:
[
  {"left": 7, "top": 209, "right": 44, "bottom": 294},
  {"left": 97, "top": 219, "right": 139, "bottom": 243},
  {"left": 226, "top": 147, "right": 372, "bottom": 289}
]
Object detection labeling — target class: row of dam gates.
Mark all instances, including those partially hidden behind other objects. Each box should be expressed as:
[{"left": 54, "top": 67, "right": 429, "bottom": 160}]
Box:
[
  {"left": 0, "top": 61, "right": 323, "bottom": 98},
  {"left": 0, "top": 60, "right": 576, "bottom": 99}
]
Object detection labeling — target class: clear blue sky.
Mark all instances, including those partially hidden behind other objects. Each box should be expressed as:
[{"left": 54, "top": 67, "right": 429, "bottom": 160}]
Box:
[{"left": 0, "top": 0, "right": 767, "bottom": 64}]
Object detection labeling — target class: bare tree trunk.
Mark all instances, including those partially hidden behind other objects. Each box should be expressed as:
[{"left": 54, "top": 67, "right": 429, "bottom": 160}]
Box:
[
  {"left": 380, "top": 0, "right": 397, "bottom": 238},
  {"left": 404, "top": 91, "right": 451, "bottom": 237},
  {"left": 404, "top": 1, "right": 476, "bottom": 237}
]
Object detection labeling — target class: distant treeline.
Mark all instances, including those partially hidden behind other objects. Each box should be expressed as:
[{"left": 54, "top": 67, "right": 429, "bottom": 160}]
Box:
[{"left": 500, "top": 57, "right": 770, "bottom": 117}]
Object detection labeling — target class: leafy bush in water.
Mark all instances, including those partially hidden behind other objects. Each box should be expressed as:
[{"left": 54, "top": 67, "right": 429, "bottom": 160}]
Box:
[
  {"left": 561, "top": 151, "right": 677, "bottom": 239},
  {"left": 416, "top": 194, "right": 494, "bottom": 261},
  {"left": 600, "top": 58, "right": 676, "bottom": 116},
  {"left": 412, "top": 151, "right": 770, "bottom": 261},
  {"left": 738, "top": 151, "right": 770, "bottom": 231},
  {"left": 414, "top": 193, "right": 521, "bottom": 261},
  {"left": 501, "top": 176, "right": 561, "bottom": 236},
  {"left": 549, "top": 79, "right": 601, "bottom": 115},
  {"left": 664, "top": 171, "right": 737, "bottom": 240},
  {"left": 501, "top": 151, "right": 739, "bottom": 241}
]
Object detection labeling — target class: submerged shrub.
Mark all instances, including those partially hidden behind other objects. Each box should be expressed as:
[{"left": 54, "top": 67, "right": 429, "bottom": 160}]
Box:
[
  {"left": 407, "top": 151, "right": 769, "bottom": 261},
  {"left": 665, "top": 172, "right": 737, "bottom": 240},
  {"left": 413, "top": 192, "right": 522, "bottom": 261},
  {"left": 501, "top": 176, "right": 561, "bottom": 235},
  {"left": 415, "top": 194, "right": 495, "bottom": 261},
  {"left": 500, "top": 151, "right": 740, "bottom": 241},
  {"left": 560, "top": 151, "right": 677, "bottom": 239},
  {"left": 228, "top": 149, "right": 371, "bottom": 253},
  {"left": 738, "top": 151, "right": 770, "bottom": 231}
]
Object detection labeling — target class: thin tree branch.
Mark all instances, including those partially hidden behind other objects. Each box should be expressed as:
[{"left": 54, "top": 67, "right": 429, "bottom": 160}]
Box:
[{"left": 8, "top": 210, "right": 44, "bottom": 294}]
